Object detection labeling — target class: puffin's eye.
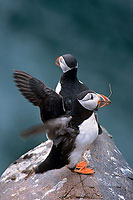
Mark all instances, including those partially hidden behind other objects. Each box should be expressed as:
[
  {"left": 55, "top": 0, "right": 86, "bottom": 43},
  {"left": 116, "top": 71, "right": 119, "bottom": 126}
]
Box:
[{"left": 90, "top": 94, "right": 93, "bottom": 100}]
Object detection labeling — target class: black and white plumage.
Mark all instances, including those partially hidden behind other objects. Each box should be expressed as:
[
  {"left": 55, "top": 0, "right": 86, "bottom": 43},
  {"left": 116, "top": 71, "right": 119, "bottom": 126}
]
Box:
[
  {"left": 14, "top": 54, "right": 100, "bottom": 136},
  {"left": 55, "top": 54, "right": 89, "bottom": 112},
  {"left": 55, "top": 54, "right": 102, "bottom": 134},
  {"left": 13, "top": 70, "right": 111, "bottom": 173},
  {"left": 34, "top": 90, "right": 111, "bottom": 173}
]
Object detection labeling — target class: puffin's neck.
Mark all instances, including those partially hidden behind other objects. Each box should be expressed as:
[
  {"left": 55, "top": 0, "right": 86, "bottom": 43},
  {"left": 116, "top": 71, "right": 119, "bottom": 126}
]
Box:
[
  {"left": 61, "top": 68, "right": 77, "bottom": 80},
  {"left": 69, "top": 99, "right": 93, "bottom": 128}
]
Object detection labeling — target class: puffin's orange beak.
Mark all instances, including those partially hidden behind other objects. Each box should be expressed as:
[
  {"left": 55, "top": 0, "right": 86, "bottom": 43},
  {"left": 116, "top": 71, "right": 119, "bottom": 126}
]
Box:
[
  {"left": 55, "top": 56, "right": 61, "bottom": 67},
  {"left": 97, "top": 93, "right": 111, "bottom": 108}
]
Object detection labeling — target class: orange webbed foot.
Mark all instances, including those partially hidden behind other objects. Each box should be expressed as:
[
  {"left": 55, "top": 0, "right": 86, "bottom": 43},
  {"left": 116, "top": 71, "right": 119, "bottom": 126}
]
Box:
[{"left": 73, "top": 161, "right": 95, "bottom": 175}]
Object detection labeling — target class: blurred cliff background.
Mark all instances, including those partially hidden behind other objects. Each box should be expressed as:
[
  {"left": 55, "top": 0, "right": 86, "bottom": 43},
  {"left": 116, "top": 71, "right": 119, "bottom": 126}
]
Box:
[{"left": 0, "top": 0, "right": 132, "bottom": 175}]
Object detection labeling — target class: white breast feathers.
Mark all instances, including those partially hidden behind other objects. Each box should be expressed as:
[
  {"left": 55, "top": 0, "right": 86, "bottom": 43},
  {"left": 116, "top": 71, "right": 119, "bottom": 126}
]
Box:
[{"left": 68, "top": 113, "right": 98, "bottom": 168}]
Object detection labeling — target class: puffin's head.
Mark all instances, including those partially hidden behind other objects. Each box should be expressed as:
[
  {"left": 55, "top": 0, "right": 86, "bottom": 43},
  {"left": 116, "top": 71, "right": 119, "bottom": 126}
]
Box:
[
  {"left": 77, "top": 90, "right": 111, "bottom": 111},
  {"left": 56, "top": 54, "right": 78, "bottom": 73}
]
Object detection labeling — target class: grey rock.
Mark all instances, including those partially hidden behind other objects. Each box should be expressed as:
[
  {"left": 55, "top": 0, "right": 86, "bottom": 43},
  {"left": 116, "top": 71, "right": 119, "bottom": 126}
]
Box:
[{"left": 0, "top": 128, "right": 133, "bottom": 200}]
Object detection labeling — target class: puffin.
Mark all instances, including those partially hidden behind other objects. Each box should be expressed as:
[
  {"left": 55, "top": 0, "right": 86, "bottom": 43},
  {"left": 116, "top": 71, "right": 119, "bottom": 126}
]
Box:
[
  {"left": 55, "top": 54, "right": 89, "bottom": 112},
  {"left": 55, "top": 54, "right": 102, "bottom": 134},
  {"left": 13, "top": 70, "right": 111, "bottom": 174}
]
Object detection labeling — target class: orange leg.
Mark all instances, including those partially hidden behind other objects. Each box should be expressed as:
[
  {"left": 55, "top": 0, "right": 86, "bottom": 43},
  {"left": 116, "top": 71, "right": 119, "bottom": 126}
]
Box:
[{"left": 73, "top": 161, "right": 95, "bottom": 174}]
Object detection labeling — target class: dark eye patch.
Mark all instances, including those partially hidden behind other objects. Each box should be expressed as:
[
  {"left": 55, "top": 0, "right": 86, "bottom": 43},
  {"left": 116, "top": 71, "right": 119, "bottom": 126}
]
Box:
[{"left": 90, "top": 94, "right": 93, "bottom": 100}]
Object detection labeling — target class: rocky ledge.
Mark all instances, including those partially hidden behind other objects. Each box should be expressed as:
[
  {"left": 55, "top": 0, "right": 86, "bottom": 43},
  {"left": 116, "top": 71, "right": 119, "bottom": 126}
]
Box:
[{"left": 0, "top": 128, "right": 133, "bottom": 200}]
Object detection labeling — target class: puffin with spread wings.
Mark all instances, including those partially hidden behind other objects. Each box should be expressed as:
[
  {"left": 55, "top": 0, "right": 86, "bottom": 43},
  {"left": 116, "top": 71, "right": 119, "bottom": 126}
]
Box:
[{"left": 14, "top": 70, "right": 111, "bottom": 174}]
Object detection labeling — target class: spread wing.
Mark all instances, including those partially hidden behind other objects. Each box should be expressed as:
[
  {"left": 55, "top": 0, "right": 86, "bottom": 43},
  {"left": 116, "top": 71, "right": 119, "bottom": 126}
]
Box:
[{"left": 13, "top": 70, "right": 65, "bottom": 121}]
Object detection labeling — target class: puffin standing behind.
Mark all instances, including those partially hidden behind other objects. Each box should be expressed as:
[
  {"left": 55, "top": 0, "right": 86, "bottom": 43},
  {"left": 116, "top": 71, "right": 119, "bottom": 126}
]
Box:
[
  {"left": 14, "top": 70, "right": 111, "bottom": 174},
  {"left": 55, "top": 54, "right": 102, "bottom": 134},
  {"left": 55, "top": 54, "right": 89, "bottom": 112}
]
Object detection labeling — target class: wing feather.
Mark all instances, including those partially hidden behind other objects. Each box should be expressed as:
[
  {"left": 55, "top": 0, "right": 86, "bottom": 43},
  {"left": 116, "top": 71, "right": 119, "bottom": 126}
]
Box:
[{"left": 13, "top": 70, "right": 65, "bottom": 120}]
